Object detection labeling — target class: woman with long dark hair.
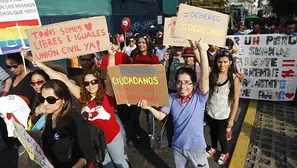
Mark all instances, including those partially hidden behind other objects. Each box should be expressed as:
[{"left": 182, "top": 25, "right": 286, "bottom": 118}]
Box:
[
  {"left": 39, "top": 79, "right": 94, "bottom": 167},
  {"left": 130, "top": 34, "right": 162, "bottom": 142},
  {"left": 33, "top": 46, "right": 129, "bottom": 167},
  {"left": 28, "top": 69, "right": 50, "bottom": 130},
  {"left": 205, "top": 51, "right": 241, "bottom": 165},
  {"left": 1, "top": 53, "right": 36, "bottom": 154}
]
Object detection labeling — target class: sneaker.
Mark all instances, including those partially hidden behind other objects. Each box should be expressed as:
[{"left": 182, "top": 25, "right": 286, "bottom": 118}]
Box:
[
  {"left": 206, "top": 148, "right": 216, "bottom": 157},
  {"left": 218, "top": 153, "right": 230, "bottom": 165},
  {"left": 226, "top": 130, "right": 232, "bottom": 141}
]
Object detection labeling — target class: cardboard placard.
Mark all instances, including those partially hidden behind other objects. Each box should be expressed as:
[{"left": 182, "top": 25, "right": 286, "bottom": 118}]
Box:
[
  {"left": 0, "top": 0, "right": 41, "bottom": 55},
  {"left": 174, "top": 4, "right": 229, "bottom": 47},
  {"left": 108, "top": 64, "right": 169, "bottom": 106},
  {"left": 228, "top": 34, "right": 297, "bottom": 101},
  {"left": 13, "top": 117, "right": 53, "bottom": 168},
  {"left": 163, "top": 17, "right": 190, "bottom": 47},
  {"left": 26, "top": 16, "right": 109, "bottom": 62}
]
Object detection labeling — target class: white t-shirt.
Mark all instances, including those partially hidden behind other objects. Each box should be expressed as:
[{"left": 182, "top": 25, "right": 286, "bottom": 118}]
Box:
[{"left": 125, "top": 45, "right": 136, "bottom": 56}]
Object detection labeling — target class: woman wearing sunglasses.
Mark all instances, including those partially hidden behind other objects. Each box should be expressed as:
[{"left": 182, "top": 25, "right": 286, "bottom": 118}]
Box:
[
  {"left": 27, "top": 69, "right": 50, "bottom": 131},
  {"left": 1, "top": 53, "right": 36, "bottom": 153},
  {"left": 205, "top": 50, "right": 241, "bottom": 165},
  {"left": 36, "top": 79, "right": 94, "bottom": 168},
  {"left": 33, "top": 53, "right": 129, "bottom": 168}
]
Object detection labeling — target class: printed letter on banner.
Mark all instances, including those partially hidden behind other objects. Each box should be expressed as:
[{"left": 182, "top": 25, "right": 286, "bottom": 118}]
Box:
[
  {"left": 26, "top": 16, "right": 109, "bottom": 62},
  {"left": 228, "top": 34, "right": 297, "bottom": 101},
  {"left": 108, "top": 64, "right": 169, "bottom": 106},
  {"left": 174, "top": 4, "right": 229, "bottom": 47}
]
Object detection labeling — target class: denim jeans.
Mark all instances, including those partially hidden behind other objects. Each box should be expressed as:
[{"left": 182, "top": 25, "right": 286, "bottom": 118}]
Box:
[
  {"left": 130, "top": 105, "right": 155, "bottom": 136},
  {"left": 173, "top": 147, "right": 209, "bottom": 168},
  {"left": 115, "top": 113, "right": 127, "bottom": 154},
  {"left": 103, "top": 132, "right": 129, "bottom": 168}
]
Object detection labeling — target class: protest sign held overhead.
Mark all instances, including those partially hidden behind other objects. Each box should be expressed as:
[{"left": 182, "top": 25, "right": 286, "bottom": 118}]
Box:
[
  {"left": 0, "top": 0, "right": 41, "bottom": 55},
  {"left": 228, "top": 34, "right": 297, "bottom": 101},
  {"left": 163, "top": 17, "right": 190, "bottom": 47},
  {"left": 26, "top": 16, "right": 109, "bottom": 62},
  {"left": 108, "top": 64, "right": 169, "bottom": 106},
  {"left": 12, "top": 116, "right": 53, "bottom": 168},
  {"left": 174, "top": 4, "right": 229, "bottom": 47}
]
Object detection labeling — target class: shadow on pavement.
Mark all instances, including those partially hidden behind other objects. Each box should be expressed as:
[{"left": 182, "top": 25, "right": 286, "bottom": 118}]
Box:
[{"left": 241, "top": 101, "right": 297, "bottom": 167}]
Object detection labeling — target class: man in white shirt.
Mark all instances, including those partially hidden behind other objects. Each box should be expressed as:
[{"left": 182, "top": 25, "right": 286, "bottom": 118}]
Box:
[{"left": 122, "top": 36, "right": 137, "bottom": 56}]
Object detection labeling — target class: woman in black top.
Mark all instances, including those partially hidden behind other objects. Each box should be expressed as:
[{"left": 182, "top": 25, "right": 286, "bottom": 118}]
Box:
[
  {"left": 1, "top": 53, "right": 36, "bottom": 151},
  {"left": 38, "top": 79, "right": 94, "bottom": 168},
  {"left": 5, "top": 53, "right": 36, "bottom": 108}
]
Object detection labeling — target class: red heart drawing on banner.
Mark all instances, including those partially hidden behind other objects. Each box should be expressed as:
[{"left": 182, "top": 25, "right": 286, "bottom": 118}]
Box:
[
  {"left": 173, "top": 21, "right": 176, "bottom": 25},
  {"left": 84, "top": 22, "right": 92, "bottom": 31},
  {"left": 285, "top": 93, "right": 294, "bottom": 99}
]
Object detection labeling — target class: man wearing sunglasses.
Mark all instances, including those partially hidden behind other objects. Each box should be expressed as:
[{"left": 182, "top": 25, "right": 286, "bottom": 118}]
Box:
[
  {"left": 122, "top": 36, "right": 137, "bottom": 56},
  {"left": 0, "top": 66, "right": 12, "bottom": 97}
]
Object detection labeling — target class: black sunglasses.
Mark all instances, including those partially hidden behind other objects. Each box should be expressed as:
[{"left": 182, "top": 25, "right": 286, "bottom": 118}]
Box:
[
  {"left": 83, "top": 79, "right": 99, "bottom": 87},
  {"left": 6, "top": 65, "right": 19, "bottom": 69},
  {"left": 39, "top": 96, "right": 60, "bottom": 104},
  {"left": 217, "top": 51, "right": 231, "bottom": 56}
]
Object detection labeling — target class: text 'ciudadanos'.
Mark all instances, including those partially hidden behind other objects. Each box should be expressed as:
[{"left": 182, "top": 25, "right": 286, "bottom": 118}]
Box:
[{"left": 111, "top": 67, "right": 159, "bottom": 85}]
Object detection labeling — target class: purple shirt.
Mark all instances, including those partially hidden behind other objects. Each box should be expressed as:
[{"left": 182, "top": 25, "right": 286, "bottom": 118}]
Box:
[{"left": 161, "top": 89, "right": 208, "bottom": 149}]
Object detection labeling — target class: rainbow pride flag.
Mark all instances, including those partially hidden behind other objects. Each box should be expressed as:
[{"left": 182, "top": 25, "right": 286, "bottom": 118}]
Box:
[{"left": 0, "top": 19, "right": 40, "bottom": 55}]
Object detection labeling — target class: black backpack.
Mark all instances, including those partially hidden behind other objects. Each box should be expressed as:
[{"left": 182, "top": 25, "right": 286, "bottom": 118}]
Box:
[{"left": 82, "top": 112, "right": 107, "bottom": 168}]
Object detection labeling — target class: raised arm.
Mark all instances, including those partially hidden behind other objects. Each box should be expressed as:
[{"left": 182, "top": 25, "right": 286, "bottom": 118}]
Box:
[
  {"left": 105, "top": 44, "right": 116, "bottom": 97},
  {"left": 34, "top": 61, "right": 81, "bottom": 99},
  {"left": 196, "top": 39, "right": 209, "bottom": 94},
  {"left": 22, "top": 49, "right": 68, "bottom": 75}
]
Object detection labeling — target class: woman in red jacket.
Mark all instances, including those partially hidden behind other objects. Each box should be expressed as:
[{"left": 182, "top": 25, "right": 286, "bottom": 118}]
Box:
[{"left": 130, "top": 34, "right": 163, "bottom": 143}]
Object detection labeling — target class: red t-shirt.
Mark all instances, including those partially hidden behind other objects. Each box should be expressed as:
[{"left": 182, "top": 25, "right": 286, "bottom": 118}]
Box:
[
  {"left": 132, "top": 54, "right": 160, "bottom": 64},
  {"left": 100, "top": 51, "right": 130, "bottom": 71},
  {"left": 81, "top": 93, "right": 120, "bottom": 143}
]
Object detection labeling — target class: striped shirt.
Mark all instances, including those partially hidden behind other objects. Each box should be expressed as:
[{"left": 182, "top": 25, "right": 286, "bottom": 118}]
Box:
[{"left": 0, "top": 66, "right": 10, "bottom": 92}]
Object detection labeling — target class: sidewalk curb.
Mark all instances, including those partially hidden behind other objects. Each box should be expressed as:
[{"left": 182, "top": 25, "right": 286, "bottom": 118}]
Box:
[{"left": 229, "top": 100, "right": 258, "bottom": 168}]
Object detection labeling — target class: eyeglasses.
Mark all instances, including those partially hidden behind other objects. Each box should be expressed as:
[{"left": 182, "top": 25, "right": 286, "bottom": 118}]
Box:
[
  {"left": 129, "top": 40, "right": 135, "bottom": 43},
  {"left": 217, "top": 51, "right": 231, "bottom": 56},
  {"left": 39, "top": 96, "right": 60, "bottom": 104},
  {"left": 83, "top": 79, "right": 99, "bottom": 87},
  {"left": 30, "top": 80, "right": 45, "bottom": 87},
  {"left": 175, "top": 81, "right": 193, "bottom": 87},
  {"left": 6, "top": 65, "right": 19, "bottom": 69}
]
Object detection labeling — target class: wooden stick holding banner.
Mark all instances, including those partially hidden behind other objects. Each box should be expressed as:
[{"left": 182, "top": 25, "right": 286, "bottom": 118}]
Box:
[
  {"left": 12, "top": 116, "right": 53, "bottom": 168},
  {"left": 108, "top": 64, "right": 169, "bottom": 106},
  {"left": 25, "top": 16, "right": 110, "bottom": 62}
]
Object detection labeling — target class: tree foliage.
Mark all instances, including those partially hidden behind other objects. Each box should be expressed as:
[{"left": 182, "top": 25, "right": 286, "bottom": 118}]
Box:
[{"left": 268, "top": 0, "right": 297, "bottom": 18}]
